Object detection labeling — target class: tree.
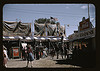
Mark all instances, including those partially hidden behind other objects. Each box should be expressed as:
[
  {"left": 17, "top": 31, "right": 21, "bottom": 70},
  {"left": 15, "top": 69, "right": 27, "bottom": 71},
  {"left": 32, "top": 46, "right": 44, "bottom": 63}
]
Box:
[{"left": 35, "top": 18, "right": 56, "bottom": 24}]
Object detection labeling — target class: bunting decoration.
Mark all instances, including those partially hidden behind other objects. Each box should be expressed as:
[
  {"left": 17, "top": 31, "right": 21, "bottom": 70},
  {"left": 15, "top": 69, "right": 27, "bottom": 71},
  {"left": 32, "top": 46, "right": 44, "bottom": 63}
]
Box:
[
  {"left": 3, "top": 21, "right": 31, "bottom": 36},
  {"left": 50, "top": 17, "right": 58, "bottom": 21},
  {"left": 34, "top": 22, "right": 66, "bottom": 37},
  {"left": 67, "top": 24, "right": 69, "bottom": 27}
]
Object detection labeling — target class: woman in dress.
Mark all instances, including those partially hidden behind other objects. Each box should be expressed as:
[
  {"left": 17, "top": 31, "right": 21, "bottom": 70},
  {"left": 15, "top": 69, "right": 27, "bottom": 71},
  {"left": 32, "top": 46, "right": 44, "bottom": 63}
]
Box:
[{"left": 26, "top": 44, "right": 34, "bottom": 68}]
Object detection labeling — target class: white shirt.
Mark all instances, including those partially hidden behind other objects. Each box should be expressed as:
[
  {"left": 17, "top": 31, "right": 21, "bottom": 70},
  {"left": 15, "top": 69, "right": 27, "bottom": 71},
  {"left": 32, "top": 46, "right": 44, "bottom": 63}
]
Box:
[{"left": 3, "top": 50, "right": 8, "bottom": 59}]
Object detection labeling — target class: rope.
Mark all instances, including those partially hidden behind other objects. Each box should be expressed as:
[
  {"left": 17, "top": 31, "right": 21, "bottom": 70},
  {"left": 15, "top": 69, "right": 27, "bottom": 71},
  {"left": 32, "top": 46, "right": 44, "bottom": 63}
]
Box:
[{"left": 35, "top": 24, "right": 45, "bottom": 36}]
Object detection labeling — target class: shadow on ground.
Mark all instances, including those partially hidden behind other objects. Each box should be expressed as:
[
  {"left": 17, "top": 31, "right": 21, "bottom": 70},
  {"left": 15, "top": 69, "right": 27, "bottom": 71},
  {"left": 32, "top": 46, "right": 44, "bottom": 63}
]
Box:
[{"left": 54, "top": 59, "right": 96, "bottom": 68}]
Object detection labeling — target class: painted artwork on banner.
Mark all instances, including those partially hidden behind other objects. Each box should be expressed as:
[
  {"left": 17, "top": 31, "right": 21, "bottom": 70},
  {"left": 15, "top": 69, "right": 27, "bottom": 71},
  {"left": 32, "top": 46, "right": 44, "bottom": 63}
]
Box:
[{"left": 13, "top": 48, "right": 19, "bottom": 57}]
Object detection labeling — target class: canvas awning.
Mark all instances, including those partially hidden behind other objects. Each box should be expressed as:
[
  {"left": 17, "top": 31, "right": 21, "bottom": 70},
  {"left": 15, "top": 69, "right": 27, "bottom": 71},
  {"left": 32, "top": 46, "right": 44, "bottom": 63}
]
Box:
[
  {"left": 3, "top": 36, "right": 68, "bottom": 42},
  {"left": 34, "top": 36, "right": 68, "bottom": 42},
  {"left": 3, "top": 36, "right": 23, "bottom": 41}
]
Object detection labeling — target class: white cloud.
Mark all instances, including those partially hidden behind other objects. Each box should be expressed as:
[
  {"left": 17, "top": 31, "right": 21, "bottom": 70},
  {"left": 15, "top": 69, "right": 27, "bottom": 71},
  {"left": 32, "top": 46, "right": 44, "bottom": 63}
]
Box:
[{"left": 81, "top": 5, "right": 88, "bottom": 9}]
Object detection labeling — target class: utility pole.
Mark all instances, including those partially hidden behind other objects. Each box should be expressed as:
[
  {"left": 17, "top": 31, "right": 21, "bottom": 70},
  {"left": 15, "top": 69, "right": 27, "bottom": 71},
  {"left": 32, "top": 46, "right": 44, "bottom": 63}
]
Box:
[
  {"left": 64, "top": 24, "right": 68, "bottom": 37},
  {"left": 88, "top": 4, "right": 90, "bottom": 20},
  {"left": 45, "top": 19, "right": 48, "bottom": 37},
  {"left": 56, "top": 22, "right": 59, "bottom": 37},
  {"left": 64, "top": 24, "right": 66, "bottom": 37},
  {"left": 31, "top": 20, "right": 34, "bottom": 37},
  {"left": 88, "top": 4, "right": 94, "bottom": 28}
]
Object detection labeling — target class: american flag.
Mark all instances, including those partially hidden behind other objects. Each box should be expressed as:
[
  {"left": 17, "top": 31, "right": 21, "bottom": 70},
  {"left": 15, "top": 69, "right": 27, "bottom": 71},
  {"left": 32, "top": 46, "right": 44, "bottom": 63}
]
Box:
[
  {"left": 67, "top": 24, "right": 69, "bottom": 27},
  {"left": 50, "top": 17, "right": 58, "bottom": 21}
]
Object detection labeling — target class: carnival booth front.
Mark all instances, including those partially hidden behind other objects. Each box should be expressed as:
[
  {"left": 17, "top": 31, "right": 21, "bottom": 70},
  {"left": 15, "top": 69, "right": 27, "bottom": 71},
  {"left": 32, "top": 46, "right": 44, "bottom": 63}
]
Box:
[
  {"left": 68, "top": 17, "right": 96, "bottom": 67},
  {"left": 3, "top": 36, "right": 23, "bottom": 59},
  {"left": 33, "top": 36, "right": 68, "bottom": 59}
]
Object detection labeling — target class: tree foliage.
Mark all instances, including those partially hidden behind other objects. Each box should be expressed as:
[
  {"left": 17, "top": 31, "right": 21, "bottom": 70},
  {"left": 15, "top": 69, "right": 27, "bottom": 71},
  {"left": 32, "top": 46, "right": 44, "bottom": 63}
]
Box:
[{"left": 35, "top": 18, "right": 56, "bottom": 24}]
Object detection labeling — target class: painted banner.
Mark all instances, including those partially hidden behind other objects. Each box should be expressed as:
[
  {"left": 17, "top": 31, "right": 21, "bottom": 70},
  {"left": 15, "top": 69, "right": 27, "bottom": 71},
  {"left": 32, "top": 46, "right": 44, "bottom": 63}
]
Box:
[
  {"left": 68, "top": 28, "right": 95, "bottom": 40},
  {"left": 79, "top": 18, "right": 90, "bottom": 31},
  {"left": 13, "top": 48, "right": 19, "bottom": 57}
]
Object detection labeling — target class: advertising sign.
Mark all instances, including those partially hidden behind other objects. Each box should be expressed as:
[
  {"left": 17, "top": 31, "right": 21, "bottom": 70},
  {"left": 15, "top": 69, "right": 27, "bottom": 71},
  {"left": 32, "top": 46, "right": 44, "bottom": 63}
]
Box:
[
  {"left": 79, "top": 18, "right": 90, "bottom": 31},
  {"left": 79, "top": 29, "right": 94, "bottom": 38},
  {"left": 13, "top": 48, "right": 19, "bottom": 57},
  {"left": 68, "top": 28, "right": 95, "bottom": 40}
]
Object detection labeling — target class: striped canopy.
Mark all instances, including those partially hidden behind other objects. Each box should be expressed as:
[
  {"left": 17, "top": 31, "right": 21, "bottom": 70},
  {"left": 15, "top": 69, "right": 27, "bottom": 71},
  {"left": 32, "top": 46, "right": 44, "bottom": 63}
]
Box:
[
  {"left": 3, "top": 36, "right": 23, "bottom": 40},
  {"left": 3, "top": 36, "right": 68, "bottom": 41}
]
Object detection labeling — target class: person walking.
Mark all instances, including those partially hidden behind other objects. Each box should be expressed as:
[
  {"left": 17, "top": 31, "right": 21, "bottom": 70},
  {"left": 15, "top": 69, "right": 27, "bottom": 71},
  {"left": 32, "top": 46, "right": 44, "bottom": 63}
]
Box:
[
  {"left": 43, "top": 46, "right": 48, "bottom": 58},
  {"left": 24, "top": 46, "right": 27, "bottom": 60},
  {"left": 55, "top": 44, "right": 59, "bottom": 59},
  {"left": 60, "top": 45, "right": 63, "bottom": 59},
  {"left": 26, "top": 44, "right": 34, "bottom": 68},
  {"left": 50, "top": 49, "right": 55, "bottom": 59},
  {"left": 22, "top": 47, "right": 25, "bottom": 60},
  {"left": 35, "top": 47, "right": 39, "bottom": 60},
  {"left": 64, "top": 44, "right": 67, "bottom": 59},
  {"left": 3, "top": 46, "right": 8, "bottom": 67}
]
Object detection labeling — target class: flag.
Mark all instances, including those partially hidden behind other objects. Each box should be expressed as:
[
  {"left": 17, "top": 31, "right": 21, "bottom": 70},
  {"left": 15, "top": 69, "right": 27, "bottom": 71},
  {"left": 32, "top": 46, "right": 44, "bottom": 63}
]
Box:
[
  {"left": 67, "top": 24, "right": 69, "bottom": 27},
  {"left": 54, "top": 18, "right": 58, "bottom": 21},
  {"left": 50, "top": 17, "right": 58, "bottom": 21},
  {"left": 50, "top": 17, "right": 54, "bottom": 19}
]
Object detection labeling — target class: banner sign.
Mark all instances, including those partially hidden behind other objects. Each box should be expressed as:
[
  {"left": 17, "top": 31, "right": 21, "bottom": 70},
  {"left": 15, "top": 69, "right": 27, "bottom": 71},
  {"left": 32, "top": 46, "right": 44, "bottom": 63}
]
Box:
[
  {"left": 79, "top": 18, "right": 90, "bottom": 31},
  {"left": 13, "top": 48, "right": 19, "bottom": 57},
  {"left": 68, "top": 28, "right": 95, "bottom": 40},
  {"left": 79, "top": 29, "right": 94, "bottom": 38}
]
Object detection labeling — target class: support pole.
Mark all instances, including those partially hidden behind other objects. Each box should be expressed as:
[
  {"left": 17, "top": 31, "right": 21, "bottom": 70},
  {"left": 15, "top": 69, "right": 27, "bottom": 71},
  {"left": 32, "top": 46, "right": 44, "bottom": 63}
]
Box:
[{"left": 88, "top": 4, "right": 90, "bottom": 20}]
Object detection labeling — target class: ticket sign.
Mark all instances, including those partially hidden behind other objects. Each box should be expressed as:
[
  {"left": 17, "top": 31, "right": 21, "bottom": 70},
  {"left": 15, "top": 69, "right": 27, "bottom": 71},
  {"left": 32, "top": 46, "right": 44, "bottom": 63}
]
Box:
[
  {"left": 79, "top": 18, "right": 90, "bottom": 31},
  {"left": 13, "top": 48, "right": 19, "bottom": 57}
]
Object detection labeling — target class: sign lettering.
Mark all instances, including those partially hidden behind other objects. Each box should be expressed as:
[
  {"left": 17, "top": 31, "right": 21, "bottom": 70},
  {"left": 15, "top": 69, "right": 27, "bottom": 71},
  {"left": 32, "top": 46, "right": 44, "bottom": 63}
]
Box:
[
  {"left": 79, "top": 18, "right": 90, "bottom": 31},
  {"left": 68, "top": 29, "right": 95, "bottom": 40}
]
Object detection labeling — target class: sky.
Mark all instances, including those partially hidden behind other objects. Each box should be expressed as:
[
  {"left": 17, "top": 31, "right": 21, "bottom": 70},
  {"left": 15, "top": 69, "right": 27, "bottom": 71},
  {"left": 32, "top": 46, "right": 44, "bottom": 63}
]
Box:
[{"left": 3, "top": 4, "right": 95, "bottom": 37}]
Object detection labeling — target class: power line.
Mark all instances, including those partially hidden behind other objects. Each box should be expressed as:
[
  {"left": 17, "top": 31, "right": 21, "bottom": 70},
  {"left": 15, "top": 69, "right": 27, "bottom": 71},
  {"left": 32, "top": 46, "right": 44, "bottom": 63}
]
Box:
[
  {"left": 5, "top": 7, "right": 88, "bottom": 16},
  {"left": 4, "top": 8, "right": 87, "bottom": 18},
  {"left": 4, "top": 11, "right": 86, "bottom": 17}
]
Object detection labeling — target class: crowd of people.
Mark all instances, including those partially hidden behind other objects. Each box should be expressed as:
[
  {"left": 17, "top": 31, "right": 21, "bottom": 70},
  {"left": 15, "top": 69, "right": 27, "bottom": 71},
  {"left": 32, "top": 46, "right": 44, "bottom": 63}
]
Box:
[
  {"left": 49, "top": 44, "right": 72, "bottom": 60},
  {"left": 21, "top": 43, "right": 72, "bottom": 62},
  {"left": 22, "top": 44, "right": 49, "bottom": 67},
  {"left": 3, "top": 42, "right": 94, "bottom": 68},
  {"left": 21, "top": 45, "right": 48, "bottom": 60}
]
